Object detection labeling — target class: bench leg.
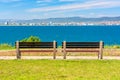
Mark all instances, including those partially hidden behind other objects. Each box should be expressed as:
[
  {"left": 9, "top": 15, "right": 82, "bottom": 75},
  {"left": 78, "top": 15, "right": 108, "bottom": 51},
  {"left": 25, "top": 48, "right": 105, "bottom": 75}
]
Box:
[
  {"left": 100, "top": 52, "right": 103, "bottom": 59},
  {"left": 63, "top": 51, "right": 66, "bottom": 59},
  {"left": 63, "top": 41, "right": 66, "bottom": 59},
  {"left": 98, "top": 52, "right": 100, "bottom": 59},
  {"left": 16, "top": 50, "right": 21, "bottom": 59},
  {"left": 16, "top": 41, "right": 21, "bottom": 59},
  {"left": 53, "top": 51, "right": 56, "bottom": 59},
  {"left": 98, "top": 52, "right": 103, "bottom": 59},
  {"left": 53, "top": 41, "right": 56, "bottom": 59},
  {"left": 99, "top": 41, "right": 103, "bottom": 59}
]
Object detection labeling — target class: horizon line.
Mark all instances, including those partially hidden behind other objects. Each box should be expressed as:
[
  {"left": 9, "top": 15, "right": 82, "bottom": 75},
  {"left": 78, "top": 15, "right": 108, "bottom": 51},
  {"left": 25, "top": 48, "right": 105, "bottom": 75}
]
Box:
[{"left": 0, "top": 16, "right": 120, "bottom": 20}]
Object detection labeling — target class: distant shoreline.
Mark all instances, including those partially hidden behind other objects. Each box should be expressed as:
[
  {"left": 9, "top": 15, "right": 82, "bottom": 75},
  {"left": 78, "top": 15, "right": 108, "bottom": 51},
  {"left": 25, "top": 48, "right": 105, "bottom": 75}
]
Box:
[{"left": 0, "top": 25, "right": 120, "bottom": 27}]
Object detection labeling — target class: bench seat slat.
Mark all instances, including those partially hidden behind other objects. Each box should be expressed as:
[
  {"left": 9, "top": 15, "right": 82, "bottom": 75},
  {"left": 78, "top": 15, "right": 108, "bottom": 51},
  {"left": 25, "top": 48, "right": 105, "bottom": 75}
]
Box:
[
  {"left": 19, "top": 42, "right": 53, "bottom": 44},
  {"left": 19, "top": 46, "right": 54, "bottom": 48},
  {"left": 19, "top": 45, "right": 54, "bottom": 46},
  {"left": 66, "top": 46, "right": 100, "bottom": 48},
  {"left": 66, "top": 44, "right": 99, "bottom": 46},
  {"left": 65, "top": 42, "right": 99, "bottom": 44},
  {"left": 65, "top": 50, "right": 99, "bottom": 52},
  {"left": 20, "top": 50, "right": 57, "bottom": 52},
  {"left": 62, "top": 42, "right": 104, "bottom": 48},
  {"left": 19, "top": 44, "right": 53, "bottom": 46},
  {"left": 17, "top": 42, "right": 57, "bottom": 48}
]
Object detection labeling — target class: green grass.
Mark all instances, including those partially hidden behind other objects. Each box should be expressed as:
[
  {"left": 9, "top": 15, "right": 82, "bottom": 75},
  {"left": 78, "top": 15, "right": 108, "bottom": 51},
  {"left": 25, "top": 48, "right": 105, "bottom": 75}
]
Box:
[
  {"left": 0, "top": 43, "right": 15, "bottom": 50},
  {"left": 0, "top": 60, "right": 120, "bottom": 80},
  {"left": 105, "top": 45, "right": 120, "bottom": 49}
]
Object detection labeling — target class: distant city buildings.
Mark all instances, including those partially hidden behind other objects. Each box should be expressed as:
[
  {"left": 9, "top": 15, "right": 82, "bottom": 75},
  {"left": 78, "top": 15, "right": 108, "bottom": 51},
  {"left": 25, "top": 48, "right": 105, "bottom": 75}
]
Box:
[
  {"left": 0, "top": 17, "right": 120, "bottom": 26},
  {"left": 0, "top": 21, "right": 120, "bottom": 26},
  {"left": 4, "top": 21, "right": 9, "bottom": 25}
]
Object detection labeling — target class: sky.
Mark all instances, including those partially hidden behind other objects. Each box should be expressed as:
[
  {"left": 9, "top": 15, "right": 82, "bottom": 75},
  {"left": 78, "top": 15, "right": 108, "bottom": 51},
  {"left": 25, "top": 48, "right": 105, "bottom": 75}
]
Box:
[{"left": 0, "top": 0, "right": 120, "bottom": 19}]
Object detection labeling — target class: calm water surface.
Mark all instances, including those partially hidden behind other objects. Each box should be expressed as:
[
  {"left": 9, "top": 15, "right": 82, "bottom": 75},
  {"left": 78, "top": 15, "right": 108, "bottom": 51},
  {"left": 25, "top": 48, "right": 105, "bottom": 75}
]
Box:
[{"left": 0, "top": 26, "right": 120, "bottom": 45}]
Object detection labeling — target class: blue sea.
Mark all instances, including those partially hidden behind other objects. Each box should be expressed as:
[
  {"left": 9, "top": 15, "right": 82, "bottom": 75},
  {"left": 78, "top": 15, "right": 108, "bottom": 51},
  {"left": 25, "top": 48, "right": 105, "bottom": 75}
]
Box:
[{"left": 0, "top": 26, "right": 120, "bottom": 45}]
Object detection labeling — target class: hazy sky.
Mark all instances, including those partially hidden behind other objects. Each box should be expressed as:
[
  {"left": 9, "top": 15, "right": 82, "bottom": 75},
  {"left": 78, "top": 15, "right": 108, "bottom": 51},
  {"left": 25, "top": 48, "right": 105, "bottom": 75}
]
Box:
[{"left": 0, "top": 0, "right": 120, "bottom": 19}]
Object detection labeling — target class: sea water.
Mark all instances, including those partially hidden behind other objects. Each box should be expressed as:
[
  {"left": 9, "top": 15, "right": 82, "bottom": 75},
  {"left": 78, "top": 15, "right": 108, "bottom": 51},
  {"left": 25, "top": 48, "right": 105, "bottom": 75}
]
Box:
[{"left": 0, "top": 26, "right": 120, "bottom": 45}]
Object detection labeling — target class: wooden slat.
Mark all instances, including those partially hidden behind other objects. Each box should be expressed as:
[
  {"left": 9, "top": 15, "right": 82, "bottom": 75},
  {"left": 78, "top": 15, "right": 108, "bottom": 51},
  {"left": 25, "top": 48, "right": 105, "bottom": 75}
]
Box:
[
  {"left": 15, "top": 42, "right": 57, "bottom": 48},
  {"left": 19, "top": 42, "right": 53, "bottom": 46},
  {"left": 66, "top": 46, "right": 99, "bottom": 48},
  {"left": 65, "top": 50, "right": 99, "bottom": 52},
  {"left": 20, "top": 50, "right": 57, "bottom": 52},
  {"left": 66, "top": 44, "right": 99, "bottom": 46},
  {"left": 19, "top": 46, "right": 54, "bottom": 48},
  {"left": 19, "top": 42, "right": 53, "bottom": 44},
  {"left": 66, "top": 42, "right": 99, "bottom": 44},
  {"left": 62, "top": 42, "right": 104, "bottom": 48},
  {"left": 19, "top": 44, "right": 53, "bottom": 46}
]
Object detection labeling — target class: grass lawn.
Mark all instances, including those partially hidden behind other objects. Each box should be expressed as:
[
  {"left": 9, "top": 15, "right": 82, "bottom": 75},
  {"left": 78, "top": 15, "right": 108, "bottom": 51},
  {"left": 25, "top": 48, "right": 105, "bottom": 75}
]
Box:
[{"left": 0, "top": 60, "right": 120, "bottom": 80}]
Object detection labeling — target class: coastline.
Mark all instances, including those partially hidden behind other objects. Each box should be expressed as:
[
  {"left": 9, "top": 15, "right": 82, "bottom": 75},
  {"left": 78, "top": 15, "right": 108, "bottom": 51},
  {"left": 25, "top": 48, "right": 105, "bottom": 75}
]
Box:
[{"left": 0, "top": 25, "right": 120, "bottom": 27}]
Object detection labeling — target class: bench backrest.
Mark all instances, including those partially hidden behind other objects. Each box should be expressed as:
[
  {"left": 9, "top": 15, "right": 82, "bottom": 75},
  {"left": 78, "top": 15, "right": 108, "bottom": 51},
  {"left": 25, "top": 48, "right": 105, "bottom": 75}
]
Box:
[
  {"left": 62, "top": 42, "right": 104, "bottom": 48},
  {"left": 16, "top": 42, "right": 57, "bottom": 48}
]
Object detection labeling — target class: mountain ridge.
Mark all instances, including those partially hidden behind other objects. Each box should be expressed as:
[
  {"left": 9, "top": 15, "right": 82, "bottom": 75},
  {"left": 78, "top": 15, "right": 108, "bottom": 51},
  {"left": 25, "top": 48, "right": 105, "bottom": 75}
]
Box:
[{"left": 0, "top": 16, "right": 120, "bottom": 23}]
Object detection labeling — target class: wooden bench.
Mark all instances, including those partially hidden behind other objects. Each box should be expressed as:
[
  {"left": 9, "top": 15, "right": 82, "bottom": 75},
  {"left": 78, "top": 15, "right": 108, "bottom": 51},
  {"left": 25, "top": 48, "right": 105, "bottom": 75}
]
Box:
[
  {"left": 15, "top": 41, "right": 57, "bottom": 59},
  {"left": 62, "top": 41, "right": 104, "bottom": 59}
]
